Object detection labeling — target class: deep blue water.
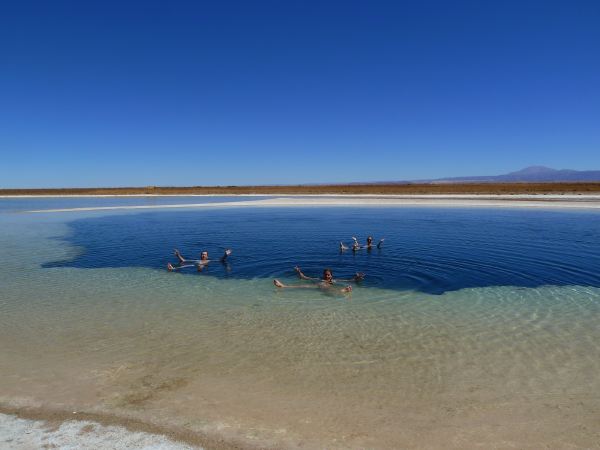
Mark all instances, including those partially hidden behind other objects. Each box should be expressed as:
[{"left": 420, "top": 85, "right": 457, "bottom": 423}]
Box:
[{"left": 42, "top": 207, "right": 600, "bottom": 295}]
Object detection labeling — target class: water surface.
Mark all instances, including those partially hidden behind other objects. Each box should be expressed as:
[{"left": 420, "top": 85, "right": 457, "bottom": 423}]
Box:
[
  {"left": 1, "top": 197, "right": 599, "bottom": 449},
  {"left": 43, "top": 207, "right": 600, "bottom": 294},
  {"left": 0, "top": 195, "right": 266, "bottom": 213}
]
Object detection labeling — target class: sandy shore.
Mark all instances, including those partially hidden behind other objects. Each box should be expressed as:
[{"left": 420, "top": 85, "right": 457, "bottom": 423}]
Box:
[{"left": 20, "top": 194, "right": 600, "bottom": 213}]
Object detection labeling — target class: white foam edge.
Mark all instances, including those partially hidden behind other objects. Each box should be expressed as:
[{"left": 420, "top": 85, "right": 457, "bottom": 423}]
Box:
[{"left": 0, "top": 413, "right": 201, "bottom": 449}]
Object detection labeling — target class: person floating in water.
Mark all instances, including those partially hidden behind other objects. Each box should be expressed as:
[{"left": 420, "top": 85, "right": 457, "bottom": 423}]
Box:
[
  {"left": 340, "top": 236, "right": 384, "bottom": 252},
  {"left": 167, "top": 248, "right": 232, "bottom": 272},
  {"left": 273, "top": 267, "right": 364, "bottom": 293}
]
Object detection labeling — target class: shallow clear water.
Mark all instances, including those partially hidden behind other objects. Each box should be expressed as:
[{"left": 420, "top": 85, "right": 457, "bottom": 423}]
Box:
[
  {"left": 1, "top": 198, "right": 599, "bottom": 449},
  {"left": 0, "top": 195, "right": 266, "bottom": 213}
]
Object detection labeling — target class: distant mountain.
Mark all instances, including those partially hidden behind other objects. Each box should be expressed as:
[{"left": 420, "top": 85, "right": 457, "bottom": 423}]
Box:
[{"left": 418, "top": 166, "right": 600, "bottom": 183}]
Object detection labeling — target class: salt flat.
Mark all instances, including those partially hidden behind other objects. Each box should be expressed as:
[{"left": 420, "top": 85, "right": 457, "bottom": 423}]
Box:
[{"left": 22, "top": 194, "right": 600, "bottom": 213}]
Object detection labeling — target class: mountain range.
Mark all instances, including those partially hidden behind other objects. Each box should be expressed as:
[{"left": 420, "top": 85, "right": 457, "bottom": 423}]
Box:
[{"left": 412, "top": 166, "right": 600, "bottom": 184}]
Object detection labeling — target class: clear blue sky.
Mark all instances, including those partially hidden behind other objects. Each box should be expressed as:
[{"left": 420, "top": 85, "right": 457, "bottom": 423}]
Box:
[{"left": 1, "top": 1, "right": 599, "bottom": 187}]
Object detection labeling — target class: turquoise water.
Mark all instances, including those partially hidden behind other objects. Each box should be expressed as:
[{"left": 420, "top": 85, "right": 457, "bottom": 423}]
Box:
[{"left": 1, "top": 197, "right": 599, "bottom": 449}]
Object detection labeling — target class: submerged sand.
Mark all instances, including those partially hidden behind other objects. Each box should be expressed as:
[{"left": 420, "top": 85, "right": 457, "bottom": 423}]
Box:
[{"left": 2, "top": 281, "right": 599, "bottom": 450}]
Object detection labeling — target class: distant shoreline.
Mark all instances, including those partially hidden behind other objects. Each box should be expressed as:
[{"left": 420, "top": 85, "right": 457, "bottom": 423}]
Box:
[
  {"left": 2, "top": 182, "right": 600, "bottom": 197},
  {"left": 15, "top": 195, "right": 600, "bottom": 213}
]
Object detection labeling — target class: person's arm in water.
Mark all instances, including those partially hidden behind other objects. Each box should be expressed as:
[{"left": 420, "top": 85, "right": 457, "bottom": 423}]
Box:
[
  {"left": 349, "top": 238, "right": 385, "bottom": 250},
  {"left": 168, "top": 262, "right": 198, "bottom": 271},
  {"left": 335, "top": 272, "right": 365, "bottom": 282},
  {"left": 273, "top": 279, "right": 318, "bottom": 289},
  {"left": 273, "top": 279, "right": 352, "bottom": 293},
  {"left": 294, "top": 266, "right": 319, "bottom": 281}
]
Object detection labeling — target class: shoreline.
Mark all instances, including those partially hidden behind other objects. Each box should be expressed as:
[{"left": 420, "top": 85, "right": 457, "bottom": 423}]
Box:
[
  {"left": 0, "top": 404, "right": 257, "bottom": 450},
  {"left": 2, "top": 182, "right": 600, "bottom": 197},
  {"left": 15, "top": 194, "right": 600, "bottom": 213},
  {"left": 2, "top": 193, "right": 600, "bottom": 199}
]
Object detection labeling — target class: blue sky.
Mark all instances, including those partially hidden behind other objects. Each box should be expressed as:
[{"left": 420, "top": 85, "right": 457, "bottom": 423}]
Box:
[{"left": 1, "top": 1, "right": 599, "bottom": 187}]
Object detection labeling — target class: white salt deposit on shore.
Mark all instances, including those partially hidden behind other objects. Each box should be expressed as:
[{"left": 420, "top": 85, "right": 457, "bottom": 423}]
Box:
[
  {"left": 23, "top": 194, "right": 600, "bottom": 213},
  {"left": 0, "top": 413, "right": 200, "bottom": 450}
]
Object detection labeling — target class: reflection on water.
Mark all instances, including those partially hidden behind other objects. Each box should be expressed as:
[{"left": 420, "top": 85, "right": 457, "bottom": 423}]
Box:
[{"left": 1, "top": 202, "right": 600, "bottom": 449}]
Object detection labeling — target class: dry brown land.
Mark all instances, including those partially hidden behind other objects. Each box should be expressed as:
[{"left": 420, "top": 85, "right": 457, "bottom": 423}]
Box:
[{"left": 2, "top": 182, "right": 600, "bottom": 196}]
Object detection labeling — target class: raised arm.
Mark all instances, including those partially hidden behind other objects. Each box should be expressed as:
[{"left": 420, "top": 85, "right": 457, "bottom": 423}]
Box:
[
  {"left": 220, "top": 248, "right": 232, "bottom": 263},
  {"left": 174, "top": 249, "right": 186, "bottom": 263},
  {"left": 294, "top": 266, "right": 319, "bottom": 280}
]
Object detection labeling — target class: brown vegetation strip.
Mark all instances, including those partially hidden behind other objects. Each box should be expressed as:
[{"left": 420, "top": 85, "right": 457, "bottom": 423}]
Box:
[{"left": 2, "top": 183, "right": 600, "bottom": 196}]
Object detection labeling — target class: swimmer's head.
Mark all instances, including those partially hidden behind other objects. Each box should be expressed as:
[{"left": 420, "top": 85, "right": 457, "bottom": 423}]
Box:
[
  {"left": 367, "top": 236, "right": 373, "bottom": 243},
  {"left": 200, "top": 251, "right": 209, "bottom": 260},
  {"left": 323, "top": 269, "right": 333, "bottom": 282}
]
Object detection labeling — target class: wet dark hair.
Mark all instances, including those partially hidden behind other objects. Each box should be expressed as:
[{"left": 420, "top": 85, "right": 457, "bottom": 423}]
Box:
[
  {"left": 323, "top": 268, "right": 333, "bottom": 277},
  {"left": 367, "top": 236, "right": 373, "bottom": 241}
]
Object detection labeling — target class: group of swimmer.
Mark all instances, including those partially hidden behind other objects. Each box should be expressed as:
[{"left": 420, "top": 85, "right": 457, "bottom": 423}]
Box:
[
  {"left": 340, "top": 235, "right": 385, "bottom": 252},
  {"left": 167, "top": 235, "right": 384, "bottom": 295}
]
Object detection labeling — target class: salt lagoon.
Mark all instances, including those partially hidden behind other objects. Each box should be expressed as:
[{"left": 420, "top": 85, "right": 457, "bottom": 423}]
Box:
[{"left": 1, "top": 196, "right": 599, "bottom": 449}]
